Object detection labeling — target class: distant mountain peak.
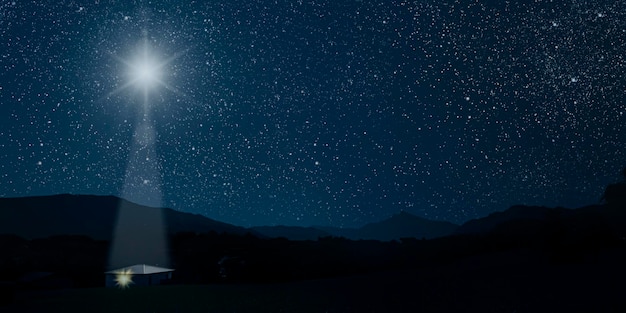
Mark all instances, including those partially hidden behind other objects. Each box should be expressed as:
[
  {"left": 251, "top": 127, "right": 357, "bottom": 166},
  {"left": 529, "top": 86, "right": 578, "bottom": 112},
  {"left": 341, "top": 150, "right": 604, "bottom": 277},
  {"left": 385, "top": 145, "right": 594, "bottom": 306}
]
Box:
[
  {"left": 254, "top": 211, "right": 459, "bottom": 241},
  {"left": 392, "top": 211, "right": 417, "bottom": 218},
  {"left": 455, "top": 205, "right": 571, "bottom": 235}
]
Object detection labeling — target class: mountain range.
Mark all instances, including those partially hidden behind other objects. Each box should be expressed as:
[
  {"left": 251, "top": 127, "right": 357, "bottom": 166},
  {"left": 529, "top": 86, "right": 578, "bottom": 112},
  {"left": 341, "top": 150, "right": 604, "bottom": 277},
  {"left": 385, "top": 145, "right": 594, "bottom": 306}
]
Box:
[
  {"left": 1, "top": 193, "right": 624, "bottom": 242},
  {"left": 252, "top": 211, "right": 458, "bottom": 241},
  {"left": 0, "top": 194, "right": 460, "bottom": 241}
]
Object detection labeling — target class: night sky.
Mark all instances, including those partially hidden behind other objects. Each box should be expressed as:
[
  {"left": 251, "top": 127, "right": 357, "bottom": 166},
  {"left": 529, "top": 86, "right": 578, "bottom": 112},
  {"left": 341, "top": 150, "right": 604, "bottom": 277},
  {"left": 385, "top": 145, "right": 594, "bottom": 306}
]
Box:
[{"left": 1, "top": 0, "right": 625, "bottom": 228}]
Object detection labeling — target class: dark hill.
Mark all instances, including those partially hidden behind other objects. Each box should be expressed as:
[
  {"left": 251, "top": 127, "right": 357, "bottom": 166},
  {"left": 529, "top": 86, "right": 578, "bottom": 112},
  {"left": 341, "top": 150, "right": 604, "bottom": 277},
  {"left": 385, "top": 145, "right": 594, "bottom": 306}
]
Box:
[
  {"left": 0, "top": 194, "right": 251, "bottom": 240},
  {"left": 455, "top": 203, "right": 626, "bottom": 247},
  {"left": 456, "top": 205, "right": 571, "bottom": 235},
  {"left": 250, "top": 226, "right": 331, "bottom": 241},
  {"left": 251, "top": 212, "right": 458, "bottom": 241},
  {"left": 317, "top": 211, "right": 458, "bottom": 241},
  {"left": 356, "top": 211, "right": 459, "bottom": 240}
]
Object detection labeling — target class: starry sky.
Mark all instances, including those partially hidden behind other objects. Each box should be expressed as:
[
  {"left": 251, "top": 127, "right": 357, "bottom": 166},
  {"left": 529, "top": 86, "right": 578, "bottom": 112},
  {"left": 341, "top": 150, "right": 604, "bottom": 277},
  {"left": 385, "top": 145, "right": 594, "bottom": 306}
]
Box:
[{"left": 1, "top": 0, "right": 625, "bottom": 228}]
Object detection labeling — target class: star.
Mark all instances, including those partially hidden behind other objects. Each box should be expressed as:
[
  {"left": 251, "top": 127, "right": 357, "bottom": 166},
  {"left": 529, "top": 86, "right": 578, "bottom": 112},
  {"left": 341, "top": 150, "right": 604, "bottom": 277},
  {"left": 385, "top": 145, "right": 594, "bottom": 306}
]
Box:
[
  {"left": 109, "top": 37, "right": 180, "bottom": 107},
  {"left": 129, "top": 43, "right": 163, "bottom": 92}
]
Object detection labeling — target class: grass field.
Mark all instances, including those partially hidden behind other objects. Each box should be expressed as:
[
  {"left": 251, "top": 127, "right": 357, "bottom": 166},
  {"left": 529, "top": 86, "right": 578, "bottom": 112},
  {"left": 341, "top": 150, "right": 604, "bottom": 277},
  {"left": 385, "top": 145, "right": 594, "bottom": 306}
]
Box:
[
  {"left": 0, "top": 269, "right": 454, "bottom": 313},
  {"left": 4, "top": 282, "right": 342, "bottom": 313},
  {"left": 3, "top": 252, "right": 626, "bottom": 313}
]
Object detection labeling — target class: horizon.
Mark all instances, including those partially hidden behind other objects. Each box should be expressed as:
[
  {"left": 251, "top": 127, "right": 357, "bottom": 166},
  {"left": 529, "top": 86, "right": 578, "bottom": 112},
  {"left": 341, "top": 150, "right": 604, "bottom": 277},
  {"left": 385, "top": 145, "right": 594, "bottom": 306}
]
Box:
[{"left": 0, "top": 191, "right": 608, "bottom": 229}]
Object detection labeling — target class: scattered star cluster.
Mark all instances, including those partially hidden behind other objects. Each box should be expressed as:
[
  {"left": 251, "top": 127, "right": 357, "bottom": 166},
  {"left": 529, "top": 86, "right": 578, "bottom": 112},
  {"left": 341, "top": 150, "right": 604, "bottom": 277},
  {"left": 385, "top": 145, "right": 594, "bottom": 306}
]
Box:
[{"left": 1, "top": 0, "right": 624, "bottom": 227}]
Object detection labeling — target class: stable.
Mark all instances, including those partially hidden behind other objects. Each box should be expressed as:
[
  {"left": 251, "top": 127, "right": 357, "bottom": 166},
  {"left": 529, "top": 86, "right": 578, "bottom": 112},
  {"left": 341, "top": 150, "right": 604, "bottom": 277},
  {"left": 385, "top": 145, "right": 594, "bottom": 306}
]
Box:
[{"left": 105, "top": 264, "right": 174, "bottom": 287}]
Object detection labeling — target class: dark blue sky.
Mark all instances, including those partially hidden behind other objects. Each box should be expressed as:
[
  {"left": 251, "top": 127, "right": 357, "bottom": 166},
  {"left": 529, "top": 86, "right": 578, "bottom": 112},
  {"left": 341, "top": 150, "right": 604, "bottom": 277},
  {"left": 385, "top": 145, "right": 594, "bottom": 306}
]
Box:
[{"left": 1, "top": 0, "right": 624, "bottom": 227}]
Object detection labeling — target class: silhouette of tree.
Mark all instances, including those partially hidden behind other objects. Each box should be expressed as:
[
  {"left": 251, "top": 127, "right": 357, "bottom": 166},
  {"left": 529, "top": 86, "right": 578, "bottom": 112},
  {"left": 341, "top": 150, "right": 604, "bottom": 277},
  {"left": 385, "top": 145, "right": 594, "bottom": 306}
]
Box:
[{"left": 601, "top": 167, "right": 626, "bottom": 206}]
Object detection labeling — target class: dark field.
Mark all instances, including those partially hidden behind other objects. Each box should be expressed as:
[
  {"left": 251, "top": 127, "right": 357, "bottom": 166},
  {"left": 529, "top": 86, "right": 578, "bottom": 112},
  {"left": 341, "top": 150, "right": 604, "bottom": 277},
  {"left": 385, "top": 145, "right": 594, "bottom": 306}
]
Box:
[
  {"left": 3, "top": 196, "right": 626, "bottom": 312},
  {"left": 4, "top": 249, "right": 626, "bottom": 313}
]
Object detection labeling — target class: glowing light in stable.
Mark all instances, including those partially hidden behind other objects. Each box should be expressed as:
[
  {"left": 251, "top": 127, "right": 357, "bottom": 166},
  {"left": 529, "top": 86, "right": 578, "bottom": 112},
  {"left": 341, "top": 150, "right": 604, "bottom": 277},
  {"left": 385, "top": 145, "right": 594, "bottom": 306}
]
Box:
[{"left": 115, "top": 269, "right": 134, "bottom": 289}]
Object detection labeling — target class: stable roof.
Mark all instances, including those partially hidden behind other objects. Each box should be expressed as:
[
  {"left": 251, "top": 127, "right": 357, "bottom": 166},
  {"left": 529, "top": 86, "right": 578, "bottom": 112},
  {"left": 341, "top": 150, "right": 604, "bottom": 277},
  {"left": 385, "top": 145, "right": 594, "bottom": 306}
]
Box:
[{"left": 105, "top": 264, "right": 174, "bottom": 275}]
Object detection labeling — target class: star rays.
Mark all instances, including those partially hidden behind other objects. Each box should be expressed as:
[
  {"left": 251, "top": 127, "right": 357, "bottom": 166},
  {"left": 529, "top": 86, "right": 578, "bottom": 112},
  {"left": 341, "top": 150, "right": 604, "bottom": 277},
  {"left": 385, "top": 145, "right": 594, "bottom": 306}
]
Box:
[
  {"left": 129, "top": 44, "right": 163, "bottom": 92},
  {"left": 108, "top": 38, "right": 182, "bottom": 111}
]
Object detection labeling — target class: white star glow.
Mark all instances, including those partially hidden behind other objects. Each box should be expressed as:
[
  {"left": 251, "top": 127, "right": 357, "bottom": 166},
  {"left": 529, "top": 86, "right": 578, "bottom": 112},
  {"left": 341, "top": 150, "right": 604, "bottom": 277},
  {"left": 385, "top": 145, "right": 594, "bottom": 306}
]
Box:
[
  {"left": 109, "top": 38, "right": 180, "bottom": 107},
  {"left": 128, "top": 42, "right": 164, "bottom": 92}
]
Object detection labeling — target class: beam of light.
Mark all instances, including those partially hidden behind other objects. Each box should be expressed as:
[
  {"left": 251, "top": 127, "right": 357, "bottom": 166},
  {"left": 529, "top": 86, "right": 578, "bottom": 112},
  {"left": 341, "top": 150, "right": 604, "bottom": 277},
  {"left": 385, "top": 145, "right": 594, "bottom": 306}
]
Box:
[
  {"left": 108, "top": 35, "right": 181, "bottom": 271},
  {"left": 109, "top": 121, "right": 169, "bottom": 269},
  {"left": 114, "top": 269, "right": 135, "bottom": 289}
]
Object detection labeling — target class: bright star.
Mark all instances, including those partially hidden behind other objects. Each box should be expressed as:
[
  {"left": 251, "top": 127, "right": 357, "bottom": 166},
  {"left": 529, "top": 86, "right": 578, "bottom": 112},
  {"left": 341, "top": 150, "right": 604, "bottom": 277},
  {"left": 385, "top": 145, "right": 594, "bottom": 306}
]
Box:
[
  {"left": 108, "top": 38, "right": 181, "bottom": 106},
  {"left": 128, "top": 42, "right": 164, "bottom": 92}
]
